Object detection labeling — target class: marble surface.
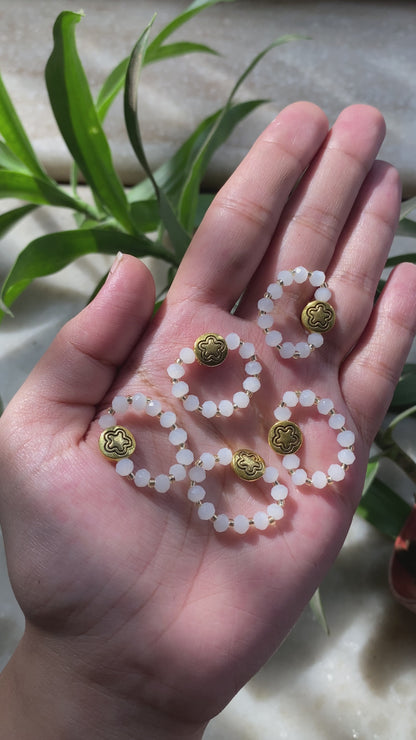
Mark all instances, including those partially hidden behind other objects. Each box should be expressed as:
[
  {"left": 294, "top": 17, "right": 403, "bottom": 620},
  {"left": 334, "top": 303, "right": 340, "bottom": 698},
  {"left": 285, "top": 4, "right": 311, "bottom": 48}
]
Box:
[{"left": 1, "top": 1, "right": 416, "bottom": 738}]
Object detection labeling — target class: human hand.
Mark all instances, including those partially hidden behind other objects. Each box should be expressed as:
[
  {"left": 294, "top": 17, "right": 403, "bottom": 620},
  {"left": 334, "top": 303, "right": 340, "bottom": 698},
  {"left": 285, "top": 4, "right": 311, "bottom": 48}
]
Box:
[{"left": 1, "top": 102, "right": 415, "bottom": 740}]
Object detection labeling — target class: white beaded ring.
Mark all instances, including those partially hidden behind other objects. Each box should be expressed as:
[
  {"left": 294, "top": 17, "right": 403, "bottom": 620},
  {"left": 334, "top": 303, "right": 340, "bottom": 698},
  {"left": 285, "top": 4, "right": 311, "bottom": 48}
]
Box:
[
  {"left": 98, "top": 393, "right": 194, "bottom": 492},
  {"left": 268, "top": 389, "right": 356, "bottom": 489},
  {"left": 168, "top": 332, "right": 262, "bottom": 418},
  {"left": 187, "top": 447, "right": 288, "bottom": 534},
  {"left": 257, "top": 266, "right": 336, "bottom": 359}
]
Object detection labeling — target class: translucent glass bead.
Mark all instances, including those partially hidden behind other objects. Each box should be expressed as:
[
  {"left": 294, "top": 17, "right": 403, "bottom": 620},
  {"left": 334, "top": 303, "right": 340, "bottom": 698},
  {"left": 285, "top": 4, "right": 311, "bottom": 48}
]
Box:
[
  {"left": 214, "top": 514, "right": 230, "bottom": 532},
  {"left": 159, "top": 411, "right": 176, "bottom": 428},
  {"left": 308, "top": 333, "right": 324, "bottom": 348},
  {"left": 218, "top": 400, "right": 234, "bottom": 417},
  {"left": 112, "top": 395, "right": 129, "bottom": 413},
  {"left": 280, "top": 342, "right": 295, "bottom": 358},
  {"left": 291, "top": 468, "right": 308, "bottom": 485},
  {"left": 245, "top": 360, "right": 262, "bottom": 375},
  {"left": 283, "top": 454, "right": 300, "bottom": 470},
  {"left": 146, "top": 400, "right": 162, "bottom": 416},
  {"left": 273, "top": 405, "right": 292, "bottom": 421},
  {"left": 176, "top": 448, "right": 194, "bottom": 465},
  {"left": 99, "top": 414, "right": 114, "bottom": 429},
  {"left": 314, "top": 286, "right": 332, "bottom": 301},
  {"left": 271, "top": 484, "right": 288, "bottom": 501},
  {"left": 257, "top": 313, "right": 274, "bottom": 330},
  {"left": 337, "top": 430, "right": 355, "bottom": 447},
  {"left": 233, "top": 391, "right": 250, "bottom": 408},
  {"left": 189, "top": 466, "right": 206, "bottom": 483},
  {"left": 267, "top": 282, "right": 283, "bottom": 299},
  {"left": 267, "top": 503, "right": 284, "bottom": 520},
  {"left": 233, "top": 514, "right": 250, "bottom": 534},
  {"left": 299, "top": 389, "right": 316, "bottom": 406},
  {"left": 253, "top": 511, "right": 269, "bottom": 530},
  {"left": 134, "top": 468, "right": 151, "bottom": 487},
  {"left": 116, "top": 458, "right": 134, "bottom": 476},
  {"left": 295, "top": 342, "right": 311, "bottom": 358},
  {"left": 311, "top": 471, "right": 327, "bottom": 489},
  {"left": 317, "top": 398, "right": 334, "bottom": 415},
  {"left": 167, "top": 363, "right": 185, "bottom": 379},
  {"left": 243, "top": 377, "right": 261, "bottom": 393},
  {"left": 188, "top": 485, "right": 205, "bottom": 503},
  {"left": 328, "top": 464, "right": 345, "bottom": 482},
  {"left": 169, "top": 427, "right": 187, "bottom": 445},
  {"left": 277, "top": 270, "right": 293, "bottom": 286},
  {"left": 263, "top": 466, "right": 279, "bottom": 483},
  {"left": 239, "top": 342, "right": 256, "bottom": 359},
  {"left": 257, "top": 296, "right": 274, "bottom": 313},
  {"left": 310, "top": 270, "right": 326, "bottom": 286},
  {"left": 154, "top": 474, "right": 171, "bottom": 493},
  {"left": 265, "top": 330, "right": 283, "bottom": 347},
  {"left": 200, "top": 453, "right": 216, "bottom": 470},
  {"left": 293, "top": 266, "right": 308, "bottom": 283},
  {"left": 179, "top": 347, "right": 195, "bottom": 364},
  {"left": 225, "top": 332, "right": 240, "bottom": 350},
  {"left": 183, "top": 395, "right": 200, "bottom": 412},
  {"left": 282, "top": 391, "right": 299, "bottom": 407},
  {"left": 198, "top": 502, "right": 215, "bottom": 520},
  {"left": 217, "top": 448, "right": 233, "bottom": 465},
  {"left": 131, "top": 393, "right": 146, "bottom": 411},
  {"left": 202, "top": 401, "right": 217, "bottom": 418},
  {"left": 338, "top": 449, "right": 356, "bottom": 465},
  {"left": 169, "top": 463, "right": 187, "bottom": 481},
  {"left": 329, "top": 413, "right": 345, "bottom": 429},
  {"left": 172, "top": 381, "right": 189, "bottom": 398}
]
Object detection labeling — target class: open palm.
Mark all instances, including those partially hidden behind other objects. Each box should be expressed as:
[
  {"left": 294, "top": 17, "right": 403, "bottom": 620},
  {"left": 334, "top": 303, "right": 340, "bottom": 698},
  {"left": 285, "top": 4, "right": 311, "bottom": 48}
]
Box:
[{"left": 1, "top": 103, "right": 415, "bottom": 739}]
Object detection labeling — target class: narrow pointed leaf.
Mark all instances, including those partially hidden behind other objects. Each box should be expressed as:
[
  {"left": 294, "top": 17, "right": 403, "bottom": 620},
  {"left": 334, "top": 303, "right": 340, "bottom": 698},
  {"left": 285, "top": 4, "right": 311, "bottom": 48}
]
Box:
[
  {"left": 147, "top": 0, "right": 235, "bottom": 54},
  {"left": 386, "top": 252, "right": 416, "bottom": 267},
  {"left": 0, "top": 203, "right": 37, "bottom": 238},
  {"left": 95, "top": 58, "right": 130, "bottom": 122},
  {"left": 0, "top": 229, "right": 178, "bottom": 317},
  {"left": 309, "top": 588, "right": 330, "bottom": 635},
  {"left": 45, "top": 11, "right": 135, "bottom": 234},
  {"left": 0, "top": 71, "right": 47, "bottom": 179},
  {"left": 0, "top": 141, "right": 30, "bottom": 172},
  {"left": 396, "top": 218, "right": 416, "bottom": 238},
  {"left": 124, "top": 17, "right": 191, "bottom": 257},
  {"left": 390, "top": 364, "right": 416, "bottom": 410},
  {"left": 400, "top": 197, "right": 416, "bottom": 219},
  {"left": 145, "top": 41, "right": 219, "bottom": 64},
  {"left": 0, "top": 170, "right": 97, "bottom": 217},
  {"left": 357, "top": 477, "right": 411, "bottom": 539}
]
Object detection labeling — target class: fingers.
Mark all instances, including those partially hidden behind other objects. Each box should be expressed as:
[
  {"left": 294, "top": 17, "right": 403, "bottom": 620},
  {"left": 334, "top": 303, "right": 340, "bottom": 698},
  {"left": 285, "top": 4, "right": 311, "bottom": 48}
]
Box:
[
  {"left": 9, "top": 254, "right": 155, "bottom": 433},
  {"left": 169, "top": 101, "right": 329, "bottom": 310},
  {"left": 341, "top": 262, "right": 416, "bottom": 445}
]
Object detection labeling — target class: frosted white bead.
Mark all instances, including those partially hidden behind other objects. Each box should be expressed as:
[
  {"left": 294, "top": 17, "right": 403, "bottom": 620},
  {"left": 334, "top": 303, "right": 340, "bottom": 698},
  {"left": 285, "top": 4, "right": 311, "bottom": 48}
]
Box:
[
  {"left": 169, "top": 463, "right": 187, "bottom": 481},
  {"left": 245, "top": 360, "right": 262, "bottom": 375},
  {"left": 189, "top": 466, "right": 206, "bottom": 483},
  {"left": 233, "top": 514, "right": 250, "bottom": 534},
  {"left": 169, "top": 427, "right": 188, "bottom": 445},
  {"left": 265, "top": 330, "right": 283, "bottom": 347},
  {"left": 338, "top": 449, "right": 356, "bottom": 465},
  {"left": 295, "top": 342, "right": 311, "bottom": 358},
  {"left": 263, "top": 466, "right": 279, "bottom": 483},
  {"left": 179, "top": 347, "right": 195, "bottom": 364},
  {"left": 308, "top": 333, "right": 324, "bottom": 348},
  {"left": 217, "top": 448, "right": 233, "bottom": 465},
  {"left": 271, "top": 484, "right": 289, "bottom": 501},
  {"left": 329, "top": 413, "right": 345, "bottom": 429},
  {"left": 167, "top": 363, "right": 185, "bottom": 379},
  {"left": 200, "top": 452, "right": 216, "bottom": 470},
  {"left": 218, "top": 399, "right": 234, "bottom": 417},
  {"left": 311, "top": 471, "right": 327, "bottom": 489},
  {"left": 337, "top": 430, "right": 355, "bottom": 447},
  {"left": 257, "top": 297, "right": 274, "bottom": 312},
  {"left": 293, "top": 265, "right": 308, "bottom": 283},
  {"left": 267, "top": 282, "right": 283, "bottom": 300},
  {"left": 328, "top": 464, "right": 345, "bottom": 482},
  {"left": 273, "top": 405, "right": 292, "bottom": 421},
  {"left": 154, "top": 474, "right": 171, "bottom": 493},
  {"left": 243, "top": 376, "right": 261, "bottom": 393},
  {"left": 314, "top": 286, "right": 332, "bottom": 301},
  {"left": 183, "top": 394, "right": 200, "bottom": 411},
  {"left": 176, "top": 448, "right": 194, "bottom": 465},
  {"left": 291, "top": 468, "right": 308, "bottom": 485},
  {"left": 146, "top": 399, "right": 162, "bottom": 416},
  {"left": 188, "top": 485, "right": 206, "bottom": 502},
  {"left": 131, "top": 393, "right": 146, "bottom": 411},
  {"left": 225, "top": 332, "right": 240, "bottom": 350},
  {"left": 277, "top": 269, "right": 293, "bottom": 286},
  {"left": 280, "top": 342, "right": 295, "bottom": 358},
  {"left": 309, "top": 270, "right": 326, "bottom": 287},
  {"left": 283, "top": 454, "right": 300, "bottom": 470},
  {"left": 233, "top": 391, "right": 250, "bottom": 408},
  {"left": 172, "top": 381, "right": 189, "bottom": 398},
  {"left": 214, "top": 514, "right": 230, "bottom": 532},
  {"left": 299, "top": 389, "right": 316, "bottom": 407},
  {"left": 198, "top": 502, "right": 215, "bottom": 520},
  {"left": 202, "top": 401, "right": 218, "bottom": 418},
  {"left": 112, "top": 395, "right": 129, "bottom": 413},
  {"left": 257, "top": 313, "right": 274, "bottom": 330},
  {"left": 159, "top": 411, "right": 176, "bottom": 428},
  {"left": 116, "top": 458, "right": 134, "bottom": 476},
  {"left": 134, "top": 468, "right": 151, "bottom": 487},
  {"left": 317, "top": 397, "right": 334, "bottom": 415},
  {"left": 239, "top": 342, "right": 256, "bottom": 359},
  {"left": 98, "top": 414, "right": 114, "bottom": 429},
  {"left": 253, "top": 511, "right": 269, "bottom": 530},
  {"left": 267, "top": 503, "right": 284, "bottom": 520},
  {"left": 282, "top": 391, "right": 298, "bottom": 407}
]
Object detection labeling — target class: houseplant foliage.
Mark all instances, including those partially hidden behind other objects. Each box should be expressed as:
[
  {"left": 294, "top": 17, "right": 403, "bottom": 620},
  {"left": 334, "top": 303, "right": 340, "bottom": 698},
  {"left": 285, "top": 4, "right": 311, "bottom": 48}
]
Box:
[{"left": 0, "top": 0, "right": 415, "bottom": 615}]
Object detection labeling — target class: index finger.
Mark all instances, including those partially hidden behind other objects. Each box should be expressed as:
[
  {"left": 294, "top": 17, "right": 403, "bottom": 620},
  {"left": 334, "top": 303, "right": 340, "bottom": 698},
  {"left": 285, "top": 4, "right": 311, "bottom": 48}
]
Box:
[{"left": 168, "top": 102, "right": 329, "bottom": 310}]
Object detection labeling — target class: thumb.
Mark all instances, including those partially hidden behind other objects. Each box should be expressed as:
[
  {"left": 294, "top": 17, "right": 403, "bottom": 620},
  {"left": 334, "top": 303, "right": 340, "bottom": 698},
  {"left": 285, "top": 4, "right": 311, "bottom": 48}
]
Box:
[{"left": 6, "top": 253, "right": 155, "bottom": 433}]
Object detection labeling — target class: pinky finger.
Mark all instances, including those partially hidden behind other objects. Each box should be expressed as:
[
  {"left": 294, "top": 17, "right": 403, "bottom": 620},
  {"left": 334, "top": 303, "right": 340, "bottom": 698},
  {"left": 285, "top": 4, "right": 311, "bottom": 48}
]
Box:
[{"left": 340, "top": 262, "right": 416, "bottom": 446}]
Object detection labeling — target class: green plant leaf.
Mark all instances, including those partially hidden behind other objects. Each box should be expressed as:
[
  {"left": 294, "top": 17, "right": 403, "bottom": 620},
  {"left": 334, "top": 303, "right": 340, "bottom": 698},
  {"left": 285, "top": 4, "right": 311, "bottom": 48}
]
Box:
[
  {"left": 145, "top": 40, "right": 219, "bottom": 64},
  {"left": 0, "top": 141, "right": 30, "bottom": 172},
  {"left": 146, "top": 0, "right": 235, "bottom": 55},
  {"left": 390, "top": 364, "right": 416, "bottom": 410},
  {"left": 385, "top": 252, "right": 416, "bottom": 267},
  {"left": 0, "top": 71, "right": 47, "bottom": 179},
  {"left": 130, "top": 198, "right": 160, "bottom": 232},
  {"left": 396, "top": 218, "right": 416, "bottom": 239},
  {"left": 0, "top": 170, "right": 97, "bottom": 218},
  {"left": 0, "top": 229, "right": 178, "bottom": 319},
  {"left": 45, "top": 11, "right": 135, "bottom": 234},
  {"left": 0, "top": 203, "right": 37, "bottom": 238},
  {"left": 309, "top": 588, "right": 330, "bottom": 635},
  {"left": 357, "top": 477, "right": 411, "bottom": 540},
  {"left": 128, "top": 99, "right": 267, "bottom": 204},
  {"left": 124, "top": 16, "right": 191, "bottom": 258},
  {"left": 178, "top": 35, "right": 304, "bottom": 231},
  {"left": 400, "top": 197, "right": 416, "bottom": 219},
  {"left": 95, "top": 58, "right": 130, "bottom": 123}
]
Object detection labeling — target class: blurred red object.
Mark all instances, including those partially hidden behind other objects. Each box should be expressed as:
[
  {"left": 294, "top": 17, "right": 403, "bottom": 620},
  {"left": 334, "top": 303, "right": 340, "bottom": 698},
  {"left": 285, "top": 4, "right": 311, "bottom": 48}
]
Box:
[{"left": 389, "top": 504, "right": 416, "bottom": 614}]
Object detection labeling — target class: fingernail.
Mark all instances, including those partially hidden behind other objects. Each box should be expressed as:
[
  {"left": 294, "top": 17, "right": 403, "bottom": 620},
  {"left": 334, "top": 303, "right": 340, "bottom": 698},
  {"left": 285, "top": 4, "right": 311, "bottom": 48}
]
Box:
[{"left": 109, "top": 251, "right": 124, "bottom": 275}]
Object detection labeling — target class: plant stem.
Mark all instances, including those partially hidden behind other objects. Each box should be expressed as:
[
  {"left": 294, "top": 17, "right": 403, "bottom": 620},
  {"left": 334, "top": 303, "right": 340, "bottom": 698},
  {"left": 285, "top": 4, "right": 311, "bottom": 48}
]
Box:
[{"left": 375, "top": 430, "right": 416, "bottom": 485}]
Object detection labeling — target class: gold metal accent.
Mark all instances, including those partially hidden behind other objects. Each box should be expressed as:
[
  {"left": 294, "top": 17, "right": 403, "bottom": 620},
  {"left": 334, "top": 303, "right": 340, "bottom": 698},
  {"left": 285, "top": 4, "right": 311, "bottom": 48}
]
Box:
[
  {"left": 99, "top": 426, "right": 136, "bottom": 460},
  {"left": 231, "top": 449, "right": 266, "bottom": 481},
  {"left": 194, "top": 333, "right": 228, "bottom": 367},
  {"left": 301, "top": 300, "right": 336, "bottom": 333},
  {"left": 268, "top": 421, "right": 303, "bottom": 455}
]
